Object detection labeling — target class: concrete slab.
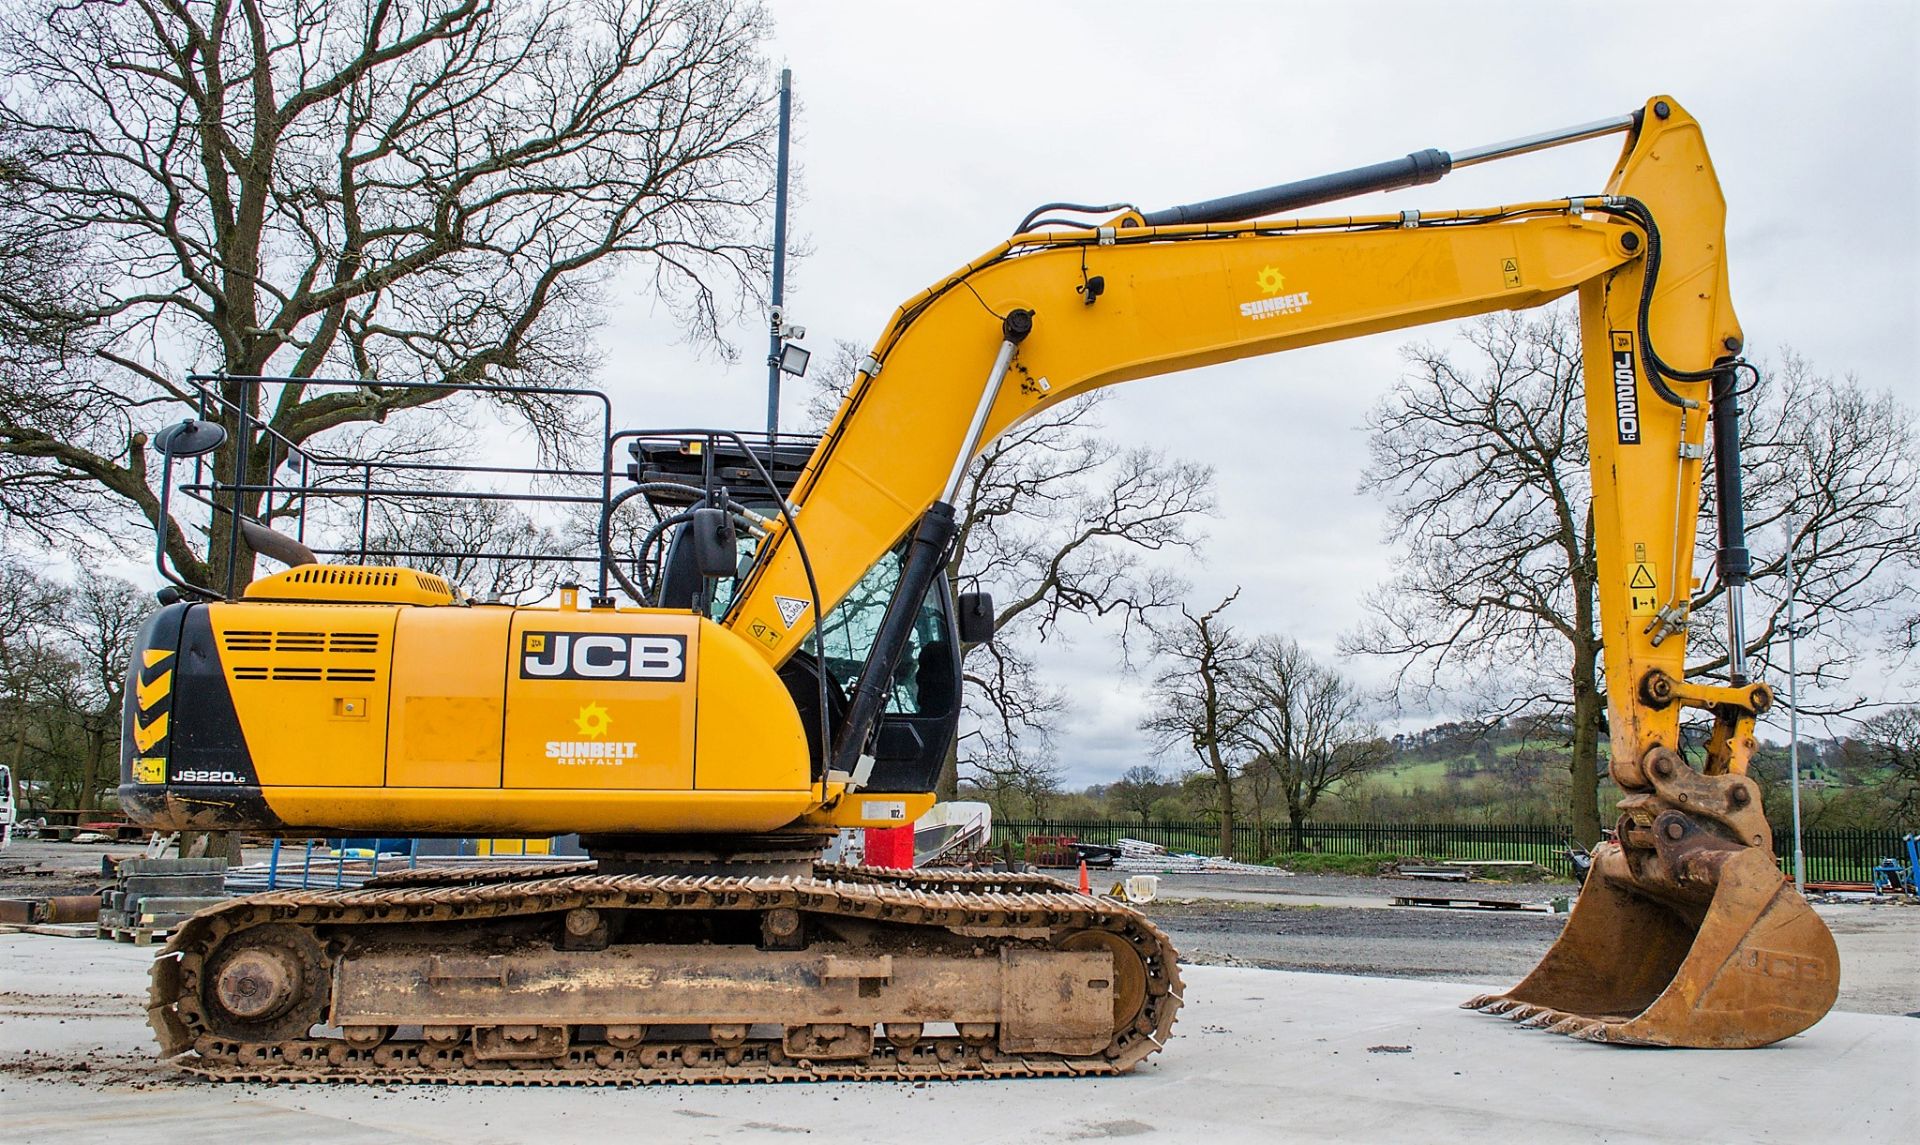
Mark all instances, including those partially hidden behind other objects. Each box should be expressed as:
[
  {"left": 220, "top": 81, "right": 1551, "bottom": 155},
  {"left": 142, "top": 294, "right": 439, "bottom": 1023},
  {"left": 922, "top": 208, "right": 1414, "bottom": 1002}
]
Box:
[{"left": 2, "top": 933, "right": 1913, "bottom": 1144}]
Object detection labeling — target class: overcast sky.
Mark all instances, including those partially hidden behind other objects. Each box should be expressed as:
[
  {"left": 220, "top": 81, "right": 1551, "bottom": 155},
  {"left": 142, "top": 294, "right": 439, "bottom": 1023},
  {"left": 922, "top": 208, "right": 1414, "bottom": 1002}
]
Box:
[{"left": 582, "top": 1, "right": 1919, "bottom": 786}]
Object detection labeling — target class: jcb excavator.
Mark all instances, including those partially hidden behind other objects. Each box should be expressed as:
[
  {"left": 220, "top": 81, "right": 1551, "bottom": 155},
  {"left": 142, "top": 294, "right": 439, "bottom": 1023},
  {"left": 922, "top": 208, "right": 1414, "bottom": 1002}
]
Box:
[{"left": 123, "top": 96, "right": 1837, "bottom": 1084}]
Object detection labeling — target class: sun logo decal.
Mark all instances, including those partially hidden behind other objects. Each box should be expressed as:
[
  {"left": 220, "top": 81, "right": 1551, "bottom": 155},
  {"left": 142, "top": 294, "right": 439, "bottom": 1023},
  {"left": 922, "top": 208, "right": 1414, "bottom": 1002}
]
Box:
[
  {"left": 573, "top": 702, "right": 613, "bottom": 739},
  {"left": 1255, "top": 266, "right": 1286, "bottom": 295}
]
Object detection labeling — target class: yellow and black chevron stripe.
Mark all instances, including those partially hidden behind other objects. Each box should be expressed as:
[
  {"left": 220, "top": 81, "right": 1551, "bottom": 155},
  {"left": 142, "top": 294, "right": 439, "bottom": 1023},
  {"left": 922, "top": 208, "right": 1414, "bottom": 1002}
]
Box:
[
  {"left": 121, "top": 605, "right": 180, "bottom": 786},
  {"left": 120, "top": 602, "right": 268, "bottom": 827},
  {"left": 129, "top": 645, "right": 172, "bottom": 784}
]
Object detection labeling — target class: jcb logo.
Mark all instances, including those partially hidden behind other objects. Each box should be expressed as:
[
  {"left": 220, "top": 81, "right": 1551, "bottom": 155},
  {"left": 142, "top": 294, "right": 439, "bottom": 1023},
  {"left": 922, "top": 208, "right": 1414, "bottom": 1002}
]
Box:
[{"left": 520, "top": 632, "right": 687, "bottom": 682}]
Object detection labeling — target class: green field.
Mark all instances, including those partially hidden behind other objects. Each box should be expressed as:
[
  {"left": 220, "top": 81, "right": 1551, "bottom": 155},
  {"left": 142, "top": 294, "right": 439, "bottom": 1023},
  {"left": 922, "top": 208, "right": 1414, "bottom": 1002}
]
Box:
[{"left": 1376, "top": 739, "right": 1574, "bottom": 793}]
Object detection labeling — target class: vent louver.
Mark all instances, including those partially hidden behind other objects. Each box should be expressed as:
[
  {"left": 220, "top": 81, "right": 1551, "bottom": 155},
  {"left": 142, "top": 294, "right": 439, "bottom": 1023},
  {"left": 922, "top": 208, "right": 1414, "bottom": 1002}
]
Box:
[
  {"left": 222, "top": 630, "right": 383, "bottom": 656},
  {"left": 221, "top": 627, "right": 387, "bottom": 685},
  {"left": 243, "top": 564, "right": 457, "bottom": 605}
]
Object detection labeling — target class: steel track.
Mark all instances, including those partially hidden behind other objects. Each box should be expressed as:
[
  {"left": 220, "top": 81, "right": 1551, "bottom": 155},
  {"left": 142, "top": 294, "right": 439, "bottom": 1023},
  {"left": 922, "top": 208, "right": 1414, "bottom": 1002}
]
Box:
[{"left": 150, "top": 866, "right": 1182, "bottom": 1084}]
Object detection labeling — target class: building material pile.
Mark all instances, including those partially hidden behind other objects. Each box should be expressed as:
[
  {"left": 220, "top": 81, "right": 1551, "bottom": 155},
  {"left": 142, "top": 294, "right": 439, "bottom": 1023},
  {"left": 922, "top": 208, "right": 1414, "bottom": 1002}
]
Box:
[
  {"left": 1112, "top": 838, "right": 1290, "bottom": 876},
  {"left": 98, "top": 856, "right": 227, "bottom": 945},
  {"left": 0, "top": 894, "right": 100, "bottom": 937},
  {"left": 221, "top": 851, "right": 578, "bottom": 893}
]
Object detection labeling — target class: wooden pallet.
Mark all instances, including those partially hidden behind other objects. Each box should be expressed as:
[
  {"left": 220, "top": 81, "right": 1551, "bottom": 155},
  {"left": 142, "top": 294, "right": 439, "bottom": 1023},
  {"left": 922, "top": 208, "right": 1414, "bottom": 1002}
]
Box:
[
  {"left": 97, "top": 923, "right": 173, "bottom": 946},
  {"left": 0, "top": 922, "right": 98, "bottom": 939}
]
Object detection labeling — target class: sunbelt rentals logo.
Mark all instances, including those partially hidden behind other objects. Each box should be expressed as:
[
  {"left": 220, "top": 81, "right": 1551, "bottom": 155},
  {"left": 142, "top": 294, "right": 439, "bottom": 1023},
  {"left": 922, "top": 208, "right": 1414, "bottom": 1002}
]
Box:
[
  {"left": 1238, "top": 265, "right": 1312, "bottom": 320},
  {"left": 546, "top": 701, "right": 637, "bottom": 765}
]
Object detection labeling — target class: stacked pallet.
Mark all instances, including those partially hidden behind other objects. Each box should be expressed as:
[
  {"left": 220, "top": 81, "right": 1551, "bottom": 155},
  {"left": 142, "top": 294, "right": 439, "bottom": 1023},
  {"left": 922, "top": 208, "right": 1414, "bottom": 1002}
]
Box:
[
  {"left": 98, "top": 857, "right": 228, "bottom": 945},
  {"left": 1111, "top": 838, "right": 1291, "bottom": 876}
]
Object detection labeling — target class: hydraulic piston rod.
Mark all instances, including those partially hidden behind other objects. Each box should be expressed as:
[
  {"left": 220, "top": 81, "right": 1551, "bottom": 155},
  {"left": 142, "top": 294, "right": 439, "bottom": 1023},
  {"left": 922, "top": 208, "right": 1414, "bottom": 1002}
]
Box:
[
  {"left": 1138, "top": 111, "right": 1639, "bottom": 226},
  {"left": 1449, "top": 113, "right": 1639, "bottom": 168},
  {"left": 1712, "top": 365, "right": 1754, "bottom": 683}
]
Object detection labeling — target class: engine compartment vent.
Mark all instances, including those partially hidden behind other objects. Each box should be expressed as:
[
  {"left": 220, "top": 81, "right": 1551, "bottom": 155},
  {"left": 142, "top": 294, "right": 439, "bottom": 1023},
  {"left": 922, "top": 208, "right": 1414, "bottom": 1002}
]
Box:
[
  {"left": 243, "top": 564, "right": 458, "bottom": 606},
  {"left": 221, "top": 630, "right": 385, "bottom": 656}
]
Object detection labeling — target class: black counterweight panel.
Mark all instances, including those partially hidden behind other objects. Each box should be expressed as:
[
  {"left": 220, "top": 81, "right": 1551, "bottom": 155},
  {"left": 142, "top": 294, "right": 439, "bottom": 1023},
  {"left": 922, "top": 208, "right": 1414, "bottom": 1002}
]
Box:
[{"left": 167, "top": 606, "right": 259, "bottom": 786}]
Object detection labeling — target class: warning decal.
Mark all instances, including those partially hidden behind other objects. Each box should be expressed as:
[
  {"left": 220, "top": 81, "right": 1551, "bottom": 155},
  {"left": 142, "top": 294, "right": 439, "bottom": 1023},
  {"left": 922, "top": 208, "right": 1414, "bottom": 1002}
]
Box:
[
  {"left": 1501, "top": 257, "right": 1521, "bottom": 289},
  {"left": 1628, "top": 558, "right": 1659, "bottom": 616},
  {"left": 774, "top": 595, "right": 810, "bottom": 628}
]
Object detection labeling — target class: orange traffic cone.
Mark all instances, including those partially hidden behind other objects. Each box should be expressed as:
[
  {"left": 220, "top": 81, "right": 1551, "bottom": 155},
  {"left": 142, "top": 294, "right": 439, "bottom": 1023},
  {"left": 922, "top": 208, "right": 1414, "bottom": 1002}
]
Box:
[{"left": 1077, "top": 859, "right": 1091, "bottom": 895}]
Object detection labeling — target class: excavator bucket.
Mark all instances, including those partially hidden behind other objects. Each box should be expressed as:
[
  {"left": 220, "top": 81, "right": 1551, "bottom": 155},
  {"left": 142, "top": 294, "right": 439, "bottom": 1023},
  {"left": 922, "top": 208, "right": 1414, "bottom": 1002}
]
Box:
[{"left": 1466, "top": 819, "right": 1839, "bottom": 1048}]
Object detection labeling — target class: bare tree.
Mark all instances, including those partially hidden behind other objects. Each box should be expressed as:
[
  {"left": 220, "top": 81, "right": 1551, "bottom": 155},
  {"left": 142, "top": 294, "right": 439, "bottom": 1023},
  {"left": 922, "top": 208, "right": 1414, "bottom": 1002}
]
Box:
[
  {"left": 807, "top": 340, "right": 1215, "bottom": 798},
  {"left": 1230, "top": 636, "right": 1389, "bottom": 850},
  {"left": 51, "top": 572, "right": 149, "bottom": 810},
  {"left": 1689, "top": 353, "right": 1920, "bottom": 702},
  {"left": 1110, "top": 764, "right": 1168, "bottom": 826},
  {"left": 0, "top": 556, "right": 66, "bottom": 801},
  {"left": 0, "top": 0, "right": 776, "bottom": 586},
  {"left": 1350, "top": 307, "right": 1919, "bottom": 845},
  {"left": 1347, "top": 309, "right": 1606, "bottom": 842},
  {"left": 365, "top": 495, "right": 574, "bottom": 603},
  {"left": 958, "top": 743, "right": 1064, "bottom": 823},
  {"left": 1841, "top": 706, "right": 1920, "bottom": 824},
  {"left": 1140, "top": 591, "right": 1249, "bottom": 858},
  {"left": 0, "top": 559, "right": 145, "bottom": 811}
]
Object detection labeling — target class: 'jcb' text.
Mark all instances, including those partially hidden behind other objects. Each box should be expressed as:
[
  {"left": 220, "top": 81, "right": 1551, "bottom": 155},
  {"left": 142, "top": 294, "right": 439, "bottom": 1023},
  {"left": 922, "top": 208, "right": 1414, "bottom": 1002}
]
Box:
[{"left": 520, "top": 632, "right": 688, "bottom": 682}]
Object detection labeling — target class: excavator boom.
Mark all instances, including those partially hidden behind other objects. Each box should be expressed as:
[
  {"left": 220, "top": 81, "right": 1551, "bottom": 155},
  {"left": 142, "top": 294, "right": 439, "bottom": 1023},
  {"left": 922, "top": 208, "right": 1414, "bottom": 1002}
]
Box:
[{"left": 724, "top": 95, "right": 1836, "bottom": 1046}]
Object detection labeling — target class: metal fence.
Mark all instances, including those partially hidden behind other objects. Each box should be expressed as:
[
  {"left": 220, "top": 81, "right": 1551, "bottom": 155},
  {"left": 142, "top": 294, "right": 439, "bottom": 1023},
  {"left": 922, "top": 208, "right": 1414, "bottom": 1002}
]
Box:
[
  {"left": 1784, "top": 826, "right": 1914, "bottom": 885},
  {"left": 991, "top": 820, "right": 1911, "bottom": 882}
]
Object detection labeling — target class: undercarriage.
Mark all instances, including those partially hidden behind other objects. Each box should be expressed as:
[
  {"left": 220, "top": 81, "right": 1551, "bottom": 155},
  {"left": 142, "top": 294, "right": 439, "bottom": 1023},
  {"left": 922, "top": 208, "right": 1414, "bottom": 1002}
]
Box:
[{"left": 148, "top": 862, "right": 1182, "bottom": 1084}]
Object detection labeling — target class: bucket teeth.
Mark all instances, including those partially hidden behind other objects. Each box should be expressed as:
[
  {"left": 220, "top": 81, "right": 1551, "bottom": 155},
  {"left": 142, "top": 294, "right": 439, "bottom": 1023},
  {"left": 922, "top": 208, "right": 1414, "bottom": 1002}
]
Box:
[{"left": 1465, "top": 996, "right": 1613, "bottom": 1038}]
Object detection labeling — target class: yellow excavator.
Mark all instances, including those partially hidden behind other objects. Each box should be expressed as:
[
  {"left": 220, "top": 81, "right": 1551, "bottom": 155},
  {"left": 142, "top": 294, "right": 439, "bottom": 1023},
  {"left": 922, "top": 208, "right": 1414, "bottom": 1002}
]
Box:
[{"left": 123, "top": 96, "right": 1837, "bottom": 1083}]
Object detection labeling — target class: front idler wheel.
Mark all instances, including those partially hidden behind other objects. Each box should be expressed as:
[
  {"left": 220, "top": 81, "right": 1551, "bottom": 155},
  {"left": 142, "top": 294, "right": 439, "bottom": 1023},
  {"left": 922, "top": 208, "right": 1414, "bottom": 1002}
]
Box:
[
  {"left": 200, "top": 923, "right": 330, "bottom": 1044},
  {"left": 1056, "top": 928, "right": 1149, "bottom": 1035}
]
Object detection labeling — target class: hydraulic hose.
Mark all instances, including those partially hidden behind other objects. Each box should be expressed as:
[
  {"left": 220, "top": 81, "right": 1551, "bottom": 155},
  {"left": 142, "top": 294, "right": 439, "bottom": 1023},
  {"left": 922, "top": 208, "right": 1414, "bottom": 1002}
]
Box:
[{"left": 1590, "top": 196, "right": 1727, "bottom": 410}]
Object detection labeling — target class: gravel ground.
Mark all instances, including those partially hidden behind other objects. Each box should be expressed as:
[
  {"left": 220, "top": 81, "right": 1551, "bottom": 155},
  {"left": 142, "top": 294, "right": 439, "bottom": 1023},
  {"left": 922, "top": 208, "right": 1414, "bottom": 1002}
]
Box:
[
  {"left": 0, "top": 840, "right": 152, "bottom": 900},
  {"left": 1149, "top": 899, "right": 1566, "bottom": 982},
  {"left": 1142, "top": 870, "right": 1570, "bottom": 904},
  {"left": 8, "top": 839, "right": 1912, "bottom": 1016},
  {"left": 1135, "top": 871, "right": 1918, "bottom": 1016}
]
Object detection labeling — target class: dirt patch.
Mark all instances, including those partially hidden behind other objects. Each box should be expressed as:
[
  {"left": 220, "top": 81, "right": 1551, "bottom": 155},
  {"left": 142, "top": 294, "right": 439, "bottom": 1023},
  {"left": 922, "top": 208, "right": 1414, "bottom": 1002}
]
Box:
[
  {"left": 0, "top": 1049, "right": 179, "bottom": 1089},
  {"left": 0, "top": 990, "right": 148, "bottom": 1019}
]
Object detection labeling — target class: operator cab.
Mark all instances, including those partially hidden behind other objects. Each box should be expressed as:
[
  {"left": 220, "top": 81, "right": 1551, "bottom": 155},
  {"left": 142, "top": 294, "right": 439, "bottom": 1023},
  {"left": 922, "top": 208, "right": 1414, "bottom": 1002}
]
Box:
[{"left": 630, "top": 436, "right": 961, "bottom": 794}]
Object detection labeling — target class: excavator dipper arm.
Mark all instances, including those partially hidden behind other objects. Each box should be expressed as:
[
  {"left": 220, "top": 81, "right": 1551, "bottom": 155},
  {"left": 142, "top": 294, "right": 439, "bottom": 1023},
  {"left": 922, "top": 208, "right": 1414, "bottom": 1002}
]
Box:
[{"left": 729, "top": 96, "right": 1836, "bottom": 1048}]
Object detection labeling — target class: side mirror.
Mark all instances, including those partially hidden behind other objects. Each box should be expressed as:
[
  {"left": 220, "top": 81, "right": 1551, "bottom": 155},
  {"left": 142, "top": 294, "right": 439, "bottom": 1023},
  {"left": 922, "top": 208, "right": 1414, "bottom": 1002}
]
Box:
[
  {"left": 153, "top": 419, "right": 228, "bottom": 459},
  {"left": 956, "top": 591, "right": 996, "bottom": 644},
  {"left": 688, "top": 507, "right": 738, "bottom": 578}
]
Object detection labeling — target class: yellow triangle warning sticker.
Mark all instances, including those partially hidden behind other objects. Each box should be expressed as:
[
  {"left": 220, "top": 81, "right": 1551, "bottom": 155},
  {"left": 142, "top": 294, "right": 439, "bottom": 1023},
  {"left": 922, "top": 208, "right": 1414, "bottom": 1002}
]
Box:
[{"left": 1628, "top": 563, "right": 1657, "bottom": 590}]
